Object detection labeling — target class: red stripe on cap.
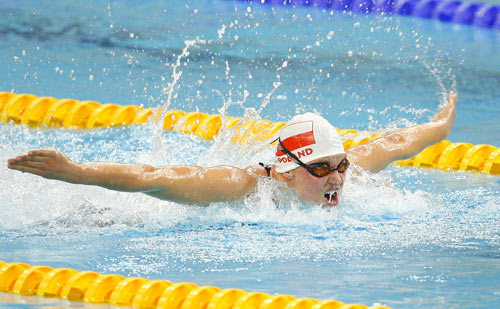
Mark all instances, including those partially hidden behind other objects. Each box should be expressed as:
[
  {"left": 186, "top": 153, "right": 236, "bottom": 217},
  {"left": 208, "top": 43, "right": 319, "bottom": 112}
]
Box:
[{"left": 276, "top": 130, "right": 315, "bottom": 156}]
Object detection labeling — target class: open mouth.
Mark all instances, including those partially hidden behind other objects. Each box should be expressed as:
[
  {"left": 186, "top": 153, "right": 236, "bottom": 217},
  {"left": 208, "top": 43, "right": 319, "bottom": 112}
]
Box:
[{"left": 324, "top": 190, "right": 339, "bottom": 207}]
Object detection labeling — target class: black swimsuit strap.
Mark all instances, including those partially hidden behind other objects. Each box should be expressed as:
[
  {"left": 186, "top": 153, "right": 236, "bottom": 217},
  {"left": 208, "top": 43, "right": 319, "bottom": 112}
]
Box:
[{"left": 258, "top": 162, "right": 272, "bottom": 177}]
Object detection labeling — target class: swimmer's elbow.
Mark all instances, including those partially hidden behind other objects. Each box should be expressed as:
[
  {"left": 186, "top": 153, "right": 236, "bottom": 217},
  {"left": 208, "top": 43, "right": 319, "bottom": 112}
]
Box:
[
  {"left": 349, "top": 133, "right": 411, "bottom": 172},
  {"left": 366, "top": 132, "right": 410, "bottom": 159},
  {"left": 383, "top": 132, "right": 412, "bottom": 157},
  {"left": 138, "top": 166, "right": 181, "bottom": 194},
  {"left": 384, "top": 131, "right": 406, "bottom": 145}
]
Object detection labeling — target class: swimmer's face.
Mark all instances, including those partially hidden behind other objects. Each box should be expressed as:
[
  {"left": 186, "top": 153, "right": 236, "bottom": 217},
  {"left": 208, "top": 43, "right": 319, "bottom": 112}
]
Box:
[{"left": 283, "top": 154, "right": 348, "bottom": 207}]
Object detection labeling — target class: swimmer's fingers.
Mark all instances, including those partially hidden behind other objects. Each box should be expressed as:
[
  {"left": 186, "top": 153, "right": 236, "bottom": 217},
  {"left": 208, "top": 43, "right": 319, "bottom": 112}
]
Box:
[
  {"left": 7, "top": 152, "right": 50, "bottom": 165},
  {"left": 448, "top": 91, "right": 458, "bottom": 105},
  {"left": 8, "top": 154, "right": 50, "bottom": 169},
  {"left": 10, "top": 154, "right": 46, "bottom": 163},
  {"left": 10, "top": 150, "right": 68, "bottom": 165},
  {"left": 7, "top": 155, "right": 33, "bottom": 166},
  {"left": 433, "top": 91, "right": 457, "bottom": 123},
  {"left": 7, "top": 161, "right": 46, "bottom": 176},
  {"left": 7, "top": 150, "right": 71, "bottom": 179},
  {"left": 7, "top": 149, "right": 55, "bottom": 162}
]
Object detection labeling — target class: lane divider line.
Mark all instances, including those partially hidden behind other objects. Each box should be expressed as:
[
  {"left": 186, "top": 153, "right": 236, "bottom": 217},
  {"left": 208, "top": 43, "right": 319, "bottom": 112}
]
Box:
[
  {"left": 1, "top": 92, "right": 498, "bottom": 175},
  {"left": 0, "top": 261, "right": 390, "bottom": 309}
]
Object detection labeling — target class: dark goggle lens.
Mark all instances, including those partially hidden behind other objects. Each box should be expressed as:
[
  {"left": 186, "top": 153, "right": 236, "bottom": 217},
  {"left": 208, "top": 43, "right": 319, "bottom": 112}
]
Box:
[
  {"left": 308, "top": 159, "right": 350, "bottom": 177},
  {"left": 339, "top": 159, "right": 350, "bottom": 173},
  {"left": 310, "top": 164, "right": 331, "bottom": 177}
]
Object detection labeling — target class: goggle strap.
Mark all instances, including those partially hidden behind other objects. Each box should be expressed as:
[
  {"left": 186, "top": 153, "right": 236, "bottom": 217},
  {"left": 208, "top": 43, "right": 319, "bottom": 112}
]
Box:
[{"left": 278, "top": 138, "right": 349, "bottom": 177}]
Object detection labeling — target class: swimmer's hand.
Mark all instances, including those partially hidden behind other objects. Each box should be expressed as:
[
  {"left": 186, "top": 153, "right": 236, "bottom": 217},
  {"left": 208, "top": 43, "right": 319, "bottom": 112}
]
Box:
[
  {"left": 432, "top": 91, "right": 457, "bottom": 138},
  {"left": 7, "top": 150, "right": 81, "bottom": 183},
  {"left": 348, "top": 91, "right": 458, "bottom": 173}
]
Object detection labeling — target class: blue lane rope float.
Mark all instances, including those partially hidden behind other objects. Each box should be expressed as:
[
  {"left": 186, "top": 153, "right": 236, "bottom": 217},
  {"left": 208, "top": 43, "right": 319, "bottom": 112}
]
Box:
[{"left": 235, "top": 0, "right": 500, "bottom": 30}]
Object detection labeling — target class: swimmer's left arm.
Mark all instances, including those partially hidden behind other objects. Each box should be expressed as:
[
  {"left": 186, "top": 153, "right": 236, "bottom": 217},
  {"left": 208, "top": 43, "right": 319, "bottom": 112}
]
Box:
[{"left": 348, "top": 91, "right": 457, "bottom": 173}]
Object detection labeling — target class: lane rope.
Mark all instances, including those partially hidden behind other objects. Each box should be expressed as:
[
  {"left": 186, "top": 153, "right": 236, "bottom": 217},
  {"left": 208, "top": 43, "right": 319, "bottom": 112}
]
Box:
[
  {"left": 0, "top": 261, "right": 390, "bottom": 309},
  {"left": 237, "top": 0, "right": 500, "bottom": 30},
  {"left": 1, "top": 92, "right": 499, "bottom": 175}
]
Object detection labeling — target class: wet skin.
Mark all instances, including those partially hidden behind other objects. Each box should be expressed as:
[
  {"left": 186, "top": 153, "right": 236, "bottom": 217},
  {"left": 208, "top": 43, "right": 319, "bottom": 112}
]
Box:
[
  {"left": 284, "top": 154, "right": 347, "bottom": 207},
  {"left": 6, "top": 92, "right": 458, "bottom": 206}
]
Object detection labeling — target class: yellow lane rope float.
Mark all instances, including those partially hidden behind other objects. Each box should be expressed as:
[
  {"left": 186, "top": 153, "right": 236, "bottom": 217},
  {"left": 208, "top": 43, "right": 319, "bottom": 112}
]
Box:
[
  {"left": 1, "top": 92, "right": 499, "bottom": 175},
  {"left": 0, "top": 261, "right": 389, "bottom": 309}
]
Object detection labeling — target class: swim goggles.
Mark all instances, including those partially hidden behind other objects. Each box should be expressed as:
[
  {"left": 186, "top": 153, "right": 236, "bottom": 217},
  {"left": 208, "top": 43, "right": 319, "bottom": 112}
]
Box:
[{"left": 278, "top": 138, "right": 350, "bottom": 177}]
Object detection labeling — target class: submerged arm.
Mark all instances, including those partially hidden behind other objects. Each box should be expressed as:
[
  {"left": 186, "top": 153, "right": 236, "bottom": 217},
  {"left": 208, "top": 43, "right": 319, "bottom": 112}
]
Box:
[
  {"left": 348, "top": 91, "right": 457, "bottom": 173},
  {"left": 7, "top": 150, "right": 258, "bottom": 205}
]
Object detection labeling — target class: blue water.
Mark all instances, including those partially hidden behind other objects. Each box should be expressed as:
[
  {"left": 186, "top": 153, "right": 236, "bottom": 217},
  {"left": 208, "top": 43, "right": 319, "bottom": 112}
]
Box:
[{"left": 1, "top": 1, "right": 500, "bottom": 308}]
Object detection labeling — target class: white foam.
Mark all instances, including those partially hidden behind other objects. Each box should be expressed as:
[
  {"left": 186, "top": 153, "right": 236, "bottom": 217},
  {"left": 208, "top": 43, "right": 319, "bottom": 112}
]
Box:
[{"left": 1, "top": 124, "right": 499, "bottom": 265}]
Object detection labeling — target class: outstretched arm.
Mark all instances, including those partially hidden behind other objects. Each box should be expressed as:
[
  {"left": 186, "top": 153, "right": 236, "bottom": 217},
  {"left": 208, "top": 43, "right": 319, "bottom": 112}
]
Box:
[
  {"left": 348, "top": 91, "right": 457, "bottom": 173},
  {"left": 7, "top": 150, "right": 258, "bottom": 205}
]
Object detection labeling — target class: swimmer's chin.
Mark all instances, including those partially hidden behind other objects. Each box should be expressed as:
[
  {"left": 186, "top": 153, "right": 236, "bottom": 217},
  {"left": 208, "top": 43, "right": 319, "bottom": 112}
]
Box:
[
  {"left": 303, "top": 198, "right": 341, "bottom": 209},
  {"left": 321, "top": 200, "right": 340, "bottom": 209}
]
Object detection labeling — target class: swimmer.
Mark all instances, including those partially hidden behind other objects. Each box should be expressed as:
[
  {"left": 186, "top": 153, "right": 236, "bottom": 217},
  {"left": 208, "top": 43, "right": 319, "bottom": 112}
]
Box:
[{"left": 7, "top": 92, "right": 457, "bottom": 207}]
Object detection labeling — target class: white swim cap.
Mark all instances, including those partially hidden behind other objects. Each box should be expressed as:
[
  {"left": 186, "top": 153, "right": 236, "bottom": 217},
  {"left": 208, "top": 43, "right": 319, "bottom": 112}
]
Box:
[{"left": 275, "top": 113, "right": 346, "bottom": 173}]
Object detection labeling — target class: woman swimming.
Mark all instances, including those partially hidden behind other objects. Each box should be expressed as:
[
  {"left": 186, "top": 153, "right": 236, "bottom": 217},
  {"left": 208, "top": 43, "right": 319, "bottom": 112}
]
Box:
[{"left": 7, "top": 92, "right": 457, "bottom": 207}]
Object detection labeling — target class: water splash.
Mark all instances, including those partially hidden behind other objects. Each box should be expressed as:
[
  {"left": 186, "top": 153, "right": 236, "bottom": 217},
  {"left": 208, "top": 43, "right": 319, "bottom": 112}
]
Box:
[
  {"left": 149, "top": 38, "right": 207, "bottom": 163},
  {"left": 422, "top": 60, "right": 457, "bottom": 110}
]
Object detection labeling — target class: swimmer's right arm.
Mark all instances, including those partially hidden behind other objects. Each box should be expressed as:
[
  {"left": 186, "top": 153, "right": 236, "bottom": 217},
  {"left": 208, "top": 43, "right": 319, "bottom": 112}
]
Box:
[
  {"left": 7, "top": 150, "right": 258, "bottom": 205},
  {"left": 348, "top": 91, "right": 457, "bottom": 173}
]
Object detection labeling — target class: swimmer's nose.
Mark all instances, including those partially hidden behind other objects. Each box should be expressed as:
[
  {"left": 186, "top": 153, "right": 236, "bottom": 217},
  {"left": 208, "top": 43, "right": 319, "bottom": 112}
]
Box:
[{"left": 326, "top": 170, "right": 342, "bottom": 184}]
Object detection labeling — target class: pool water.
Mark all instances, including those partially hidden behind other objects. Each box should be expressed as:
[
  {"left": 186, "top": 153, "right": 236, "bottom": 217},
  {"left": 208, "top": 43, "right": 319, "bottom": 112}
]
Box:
[{"left": 1, "top": 0, "right": 499, "bottom": 308}]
